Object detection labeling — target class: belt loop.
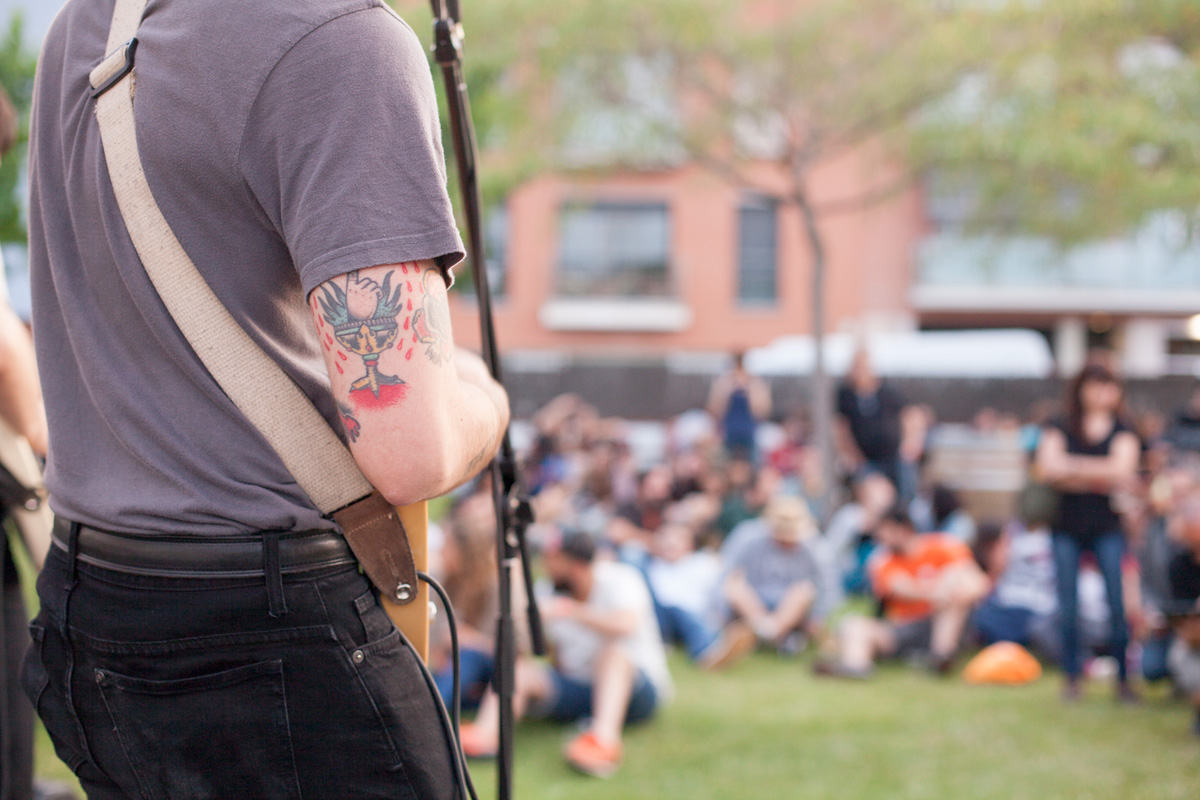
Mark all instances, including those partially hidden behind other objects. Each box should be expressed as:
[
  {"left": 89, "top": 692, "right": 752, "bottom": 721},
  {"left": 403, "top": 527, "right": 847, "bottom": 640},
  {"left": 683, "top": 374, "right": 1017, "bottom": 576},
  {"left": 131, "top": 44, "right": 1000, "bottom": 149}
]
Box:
[
  {"left": 263, "top": 531, "right": 287, "bottom": 618},
  {"left": 64, "top": 521, "right": 81, "bottom": 591}
]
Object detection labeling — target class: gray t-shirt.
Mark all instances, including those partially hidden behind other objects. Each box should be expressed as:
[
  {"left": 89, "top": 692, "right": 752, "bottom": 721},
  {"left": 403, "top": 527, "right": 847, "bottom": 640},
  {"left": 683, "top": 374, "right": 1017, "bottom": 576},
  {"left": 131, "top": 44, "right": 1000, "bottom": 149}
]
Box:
[{"left": 29, "top": 0, "right": 464, "bottom": 535}]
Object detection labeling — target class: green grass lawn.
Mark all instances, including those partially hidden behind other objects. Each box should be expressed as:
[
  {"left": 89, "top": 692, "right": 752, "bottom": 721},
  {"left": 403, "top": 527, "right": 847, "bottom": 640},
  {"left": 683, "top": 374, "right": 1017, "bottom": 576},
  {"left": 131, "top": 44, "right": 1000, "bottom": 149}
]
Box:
[{"left": 35, "top": 651, "right": 1199, "bottom": 799}]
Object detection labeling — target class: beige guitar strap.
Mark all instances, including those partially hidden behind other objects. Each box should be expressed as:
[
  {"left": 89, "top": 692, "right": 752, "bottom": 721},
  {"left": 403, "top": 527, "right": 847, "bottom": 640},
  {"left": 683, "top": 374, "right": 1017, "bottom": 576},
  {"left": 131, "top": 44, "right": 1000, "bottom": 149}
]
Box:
[{"left": 88, "top": 0, "right": 426, "bottom": 625}]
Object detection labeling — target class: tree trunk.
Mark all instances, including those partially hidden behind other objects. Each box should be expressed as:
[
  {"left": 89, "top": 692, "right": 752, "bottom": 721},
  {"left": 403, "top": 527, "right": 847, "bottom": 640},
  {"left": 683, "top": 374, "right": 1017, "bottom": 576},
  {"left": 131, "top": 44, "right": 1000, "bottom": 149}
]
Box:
[{"left": 794, "top": 188, "right": 836, "bottom": 521}]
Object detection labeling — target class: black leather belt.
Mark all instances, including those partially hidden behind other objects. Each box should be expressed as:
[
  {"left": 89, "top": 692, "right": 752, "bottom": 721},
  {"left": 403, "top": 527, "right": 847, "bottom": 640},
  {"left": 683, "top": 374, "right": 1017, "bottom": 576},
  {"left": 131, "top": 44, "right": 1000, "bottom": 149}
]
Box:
[{"left": 51, "top": 521, "right": 356, "bottom": 579}]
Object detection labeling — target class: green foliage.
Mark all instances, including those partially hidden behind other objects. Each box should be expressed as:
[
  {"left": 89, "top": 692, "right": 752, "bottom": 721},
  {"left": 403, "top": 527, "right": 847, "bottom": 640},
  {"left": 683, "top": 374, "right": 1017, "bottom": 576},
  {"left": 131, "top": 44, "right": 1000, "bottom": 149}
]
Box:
[
  {"left": 911, "top": 0, "right": 1200, "bottom": 242},
  {"left": 400, "top": 0, "right": 1200, "bottom": 244},
  {"left": 0, "top": 13, "right": 36, "bottom": 243}
]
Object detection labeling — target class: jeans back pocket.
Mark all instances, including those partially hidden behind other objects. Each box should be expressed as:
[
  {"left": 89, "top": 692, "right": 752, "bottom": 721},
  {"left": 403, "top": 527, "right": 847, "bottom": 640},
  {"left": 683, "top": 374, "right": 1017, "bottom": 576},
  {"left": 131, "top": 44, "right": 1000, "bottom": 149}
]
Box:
[{"left": 96, "top": 659, "right": 302, "bottom": 800}]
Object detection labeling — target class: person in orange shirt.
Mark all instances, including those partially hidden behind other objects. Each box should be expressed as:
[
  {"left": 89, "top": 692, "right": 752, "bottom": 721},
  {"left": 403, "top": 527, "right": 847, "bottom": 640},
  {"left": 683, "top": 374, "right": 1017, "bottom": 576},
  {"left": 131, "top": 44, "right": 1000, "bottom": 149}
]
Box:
[{"left": 817, "top": 510, "right": 990, "bottom": 678}]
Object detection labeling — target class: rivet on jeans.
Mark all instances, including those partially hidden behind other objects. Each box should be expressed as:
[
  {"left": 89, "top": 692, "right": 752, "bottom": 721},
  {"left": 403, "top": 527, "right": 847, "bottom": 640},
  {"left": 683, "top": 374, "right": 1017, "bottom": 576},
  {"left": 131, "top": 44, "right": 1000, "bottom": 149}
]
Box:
[
  {"left": 352, "top": 650, "right": 365, "bottom": 664},
  {"left": 94, "top": 670, "right": 106, "bottom": 685}
]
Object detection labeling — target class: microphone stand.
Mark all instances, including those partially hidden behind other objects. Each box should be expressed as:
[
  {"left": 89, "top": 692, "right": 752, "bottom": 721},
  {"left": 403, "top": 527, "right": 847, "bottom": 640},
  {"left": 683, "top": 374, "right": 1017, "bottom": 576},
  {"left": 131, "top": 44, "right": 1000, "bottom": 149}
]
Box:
[{"left": 428, "top": 4, "right": 547, "bottom": 800}]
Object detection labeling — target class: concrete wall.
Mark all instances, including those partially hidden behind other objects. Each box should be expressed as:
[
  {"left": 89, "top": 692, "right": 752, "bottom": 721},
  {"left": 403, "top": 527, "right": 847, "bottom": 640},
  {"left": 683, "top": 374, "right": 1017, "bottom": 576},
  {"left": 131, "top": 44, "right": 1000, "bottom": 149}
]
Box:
[{"left": 496, "top": 356, "right": 1199, "bottom": 423}]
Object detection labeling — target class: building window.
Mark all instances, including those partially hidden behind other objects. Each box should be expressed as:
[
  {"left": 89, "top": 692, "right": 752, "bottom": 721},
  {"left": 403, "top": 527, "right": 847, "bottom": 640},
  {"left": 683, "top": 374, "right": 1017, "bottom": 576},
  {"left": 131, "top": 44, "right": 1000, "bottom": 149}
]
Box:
[
  {"left": 484, "top": 203, "right": 508, "bottom": 298},
  {"left": 557, "top": 202, "right": 672, "bottom": 298},
  {"left": 738, "top": 196, "right": 778, "bottom": 304}
]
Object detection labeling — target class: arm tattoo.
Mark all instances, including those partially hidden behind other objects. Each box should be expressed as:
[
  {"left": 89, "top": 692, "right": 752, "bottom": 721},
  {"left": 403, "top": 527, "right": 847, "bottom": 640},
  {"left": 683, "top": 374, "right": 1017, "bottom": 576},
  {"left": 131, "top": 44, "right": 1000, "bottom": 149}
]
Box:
[
  {"left": 337, "top": 402, "right": 362, "bottom": 443},
  {"left": 464, "top": 440, "right": 491, "bottom": 480},
  {"left": 411, "top": 267, "right": 453, "bottom": 366},
  {"left": 317, "top": 269, "right": 406, "bottom": 406},
  {"left": 314, "top": 263, "right": 454, "bottom": 439}
]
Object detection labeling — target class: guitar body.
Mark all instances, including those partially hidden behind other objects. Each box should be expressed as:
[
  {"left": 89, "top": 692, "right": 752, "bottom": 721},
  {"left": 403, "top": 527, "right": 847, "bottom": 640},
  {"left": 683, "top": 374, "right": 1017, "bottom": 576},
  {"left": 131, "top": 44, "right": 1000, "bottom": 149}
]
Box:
[{"left": 383, "top": 501, "right": 430, "bottom": 662}]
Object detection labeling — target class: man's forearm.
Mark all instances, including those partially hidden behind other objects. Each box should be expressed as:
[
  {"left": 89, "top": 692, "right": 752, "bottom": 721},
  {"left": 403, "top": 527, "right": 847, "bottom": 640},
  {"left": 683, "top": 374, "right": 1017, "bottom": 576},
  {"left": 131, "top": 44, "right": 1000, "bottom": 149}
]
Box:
[{"left": 447, "top": 379, "right": 507, "bottom": 487}]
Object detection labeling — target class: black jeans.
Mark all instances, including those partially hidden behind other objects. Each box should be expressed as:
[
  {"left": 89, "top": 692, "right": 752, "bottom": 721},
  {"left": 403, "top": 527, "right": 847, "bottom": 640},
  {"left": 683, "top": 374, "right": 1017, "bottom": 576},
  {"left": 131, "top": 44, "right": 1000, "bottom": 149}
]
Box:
[{"left": 21, "top": 525, "right": 457, "bottom": 800}]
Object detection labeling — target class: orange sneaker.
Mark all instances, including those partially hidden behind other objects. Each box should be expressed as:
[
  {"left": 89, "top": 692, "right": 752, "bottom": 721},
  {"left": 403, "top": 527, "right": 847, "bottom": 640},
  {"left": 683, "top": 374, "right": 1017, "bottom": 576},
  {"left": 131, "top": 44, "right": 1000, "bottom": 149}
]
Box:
[
  {"left": 458, "top": 722, "right": 498, "bottom": 759},
  {"left": 563, "top": 731, "right": 623, "bottom": 778}
]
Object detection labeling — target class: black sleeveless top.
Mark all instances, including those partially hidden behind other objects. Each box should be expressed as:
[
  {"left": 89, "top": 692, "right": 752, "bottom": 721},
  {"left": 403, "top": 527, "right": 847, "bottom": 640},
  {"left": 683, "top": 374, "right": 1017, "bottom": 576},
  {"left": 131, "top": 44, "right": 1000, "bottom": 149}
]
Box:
[{"left": 1051, "top": 417, "right": 1134, "bottom": 542}]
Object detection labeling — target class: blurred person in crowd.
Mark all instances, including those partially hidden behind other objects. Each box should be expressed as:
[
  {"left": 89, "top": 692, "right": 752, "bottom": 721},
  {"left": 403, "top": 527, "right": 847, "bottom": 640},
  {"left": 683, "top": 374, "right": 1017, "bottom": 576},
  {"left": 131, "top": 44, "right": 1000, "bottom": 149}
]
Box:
[
  {"left": 723, "top": 495, "right": 830, "bottom": 654},
  {"left": 1037, "top": 364, "right": 1141, "bottom": 703},
  {"left": 822, "top": 471, "right": 896, "bottom": 595},
  {"left": 973, "top": 521, "right": 1060, "bottom": 662},
  {"left": 645, "top": 520, "right": 756, "bottom": 669},
  {"left": 1167, "top": 494, "right": 1200, "bottom": 737},
  {"left": 707, "top": 352, "right": 771, "bottom": 461},
  {"left": 609, "top": 465, "right": 674, "bottom": 548},
  {"left": 1167, "top": 385, "right": 1200, "bottom": 453},
  {"left": 1021, "top": 399, "right": 1059, "bottom": 456},
  {"left": 836, "top": 348, "right": 916, "bottom": 502},
  {"left": 712, "top": 457, "right": 763, "bottom": 538},
  {"left": 818, "top": 510, "right": 989, "bottom": 678},
  {"left": 1137, "top": 466, "right": 1196, "bottom": 684},
  {"left": 432, "top": 492, "right": 499, "bottom": 711},
  {"left": 462, "top": 530, "right": 671, "bottom": 777},
  {"left": 766, "top": 411, "right": 809, "bottom": 486},
  {"left": 929, "top": 484, "right": 977, "bottom": 545}
]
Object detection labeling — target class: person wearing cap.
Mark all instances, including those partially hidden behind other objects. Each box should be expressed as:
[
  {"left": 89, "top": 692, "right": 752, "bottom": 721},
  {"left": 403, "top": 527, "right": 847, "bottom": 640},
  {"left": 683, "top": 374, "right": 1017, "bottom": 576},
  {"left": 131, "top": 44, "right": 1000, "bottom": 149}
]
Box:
[
  {"left": 461, "top": 530, "right": 672, "bottom": 778},
  {"left": 818, "top": 510, "right": 990, "bottom": 678},
  {"left": 722, "top": 494, "right": 829, "bottom": 654}
]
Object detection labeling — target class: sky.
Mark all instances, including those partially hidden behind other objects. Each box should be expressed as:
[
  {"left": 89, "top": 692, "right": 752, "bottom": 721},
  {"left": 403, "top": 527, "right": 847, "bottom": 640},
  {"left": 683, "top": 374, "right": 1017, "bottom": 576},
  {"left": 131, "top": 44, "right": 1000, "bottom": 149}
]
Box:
[{"left": 0, "top": 0, "right": 63, "bottom": 47}]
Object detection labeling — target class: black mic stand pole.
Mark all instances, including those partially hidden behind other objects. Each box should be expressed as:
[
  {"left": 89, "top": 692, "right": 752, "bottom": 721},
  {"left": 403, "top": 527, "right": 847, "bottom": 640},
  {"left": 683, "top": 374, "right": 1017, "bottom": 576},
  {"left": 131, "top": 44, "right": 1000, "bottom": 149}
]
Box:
[{"left": 428, "top": 4, "right": 547, "bottom": 800}]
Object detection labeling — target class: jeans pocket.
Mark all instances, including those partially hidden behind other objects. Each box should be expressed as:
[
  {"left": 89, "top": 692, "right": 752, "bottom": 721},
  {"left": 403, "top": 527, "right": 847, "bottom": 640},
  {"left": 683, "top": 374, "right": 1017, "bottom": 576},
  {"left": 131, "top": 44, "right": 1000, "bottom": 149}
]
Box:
[
  {"left": 19, "top": 624, "right": 49, "bottom": 710},
  {"left": 351, "top": 628, "right": 457, "bottom": 799},
  {"left": 95, "top": 659, "right": 302, "bottom": 800},
  {"left": 21, "top": 622, "right": 89, "bottom": 773}
]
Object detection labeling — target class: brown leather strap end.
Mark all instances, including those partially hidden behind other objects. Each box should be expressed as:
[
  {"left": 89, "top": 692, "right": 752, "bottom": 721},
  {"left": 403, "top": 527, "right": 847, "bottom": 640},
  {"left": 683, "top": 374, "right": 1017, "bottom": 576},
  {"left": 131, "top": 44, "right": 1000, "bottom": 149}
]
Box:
[{"left": 333, "top": 492, "right": 418, "bottom": 605}]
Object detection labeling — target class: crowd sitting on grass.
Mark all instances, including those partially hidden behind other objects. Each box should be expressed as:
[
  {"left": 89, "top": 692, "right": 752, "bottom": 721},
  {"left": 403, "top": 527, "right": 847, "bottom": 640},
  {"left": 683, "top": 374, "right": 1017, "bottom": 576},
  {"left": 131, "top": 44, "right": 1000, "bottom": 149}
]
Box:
[{"left": 429, "top": 354, "right": 1200, "bottom": 778}]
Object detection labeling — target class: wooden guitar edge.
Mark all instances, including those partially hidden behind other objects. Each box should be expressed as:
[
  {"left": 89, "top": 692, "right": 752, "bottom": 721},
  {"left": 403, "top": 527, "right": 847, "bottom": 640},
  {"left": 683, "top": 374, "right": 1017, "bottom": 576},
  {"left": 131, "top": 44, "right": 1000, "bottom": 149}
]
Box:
[{"left": 382, "top": 501, "right": 430, "bottom": 663}]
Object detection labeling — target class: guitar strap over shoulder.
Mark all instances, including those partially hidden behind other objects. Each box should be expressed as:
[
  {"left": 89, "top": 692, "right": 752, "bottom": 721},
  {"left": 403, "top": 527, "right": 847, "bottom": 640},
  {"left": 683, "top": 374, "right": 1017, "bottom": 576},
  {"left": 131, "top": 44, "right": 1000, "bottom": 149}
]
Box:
[{"left": 87, "top": 0, "right": 427, "bottom": 647}]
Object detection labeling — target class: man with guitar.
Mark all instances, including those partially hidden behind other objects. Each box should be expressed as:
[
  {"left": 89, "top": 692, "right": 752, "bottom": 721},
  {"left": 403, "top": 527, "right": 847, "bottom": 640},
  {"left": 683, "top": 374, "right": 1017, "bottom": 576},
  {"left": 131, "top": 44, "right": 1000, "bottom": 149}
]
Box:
[{"left": 23, "top": 1, "right": 507, "bottom": 797}]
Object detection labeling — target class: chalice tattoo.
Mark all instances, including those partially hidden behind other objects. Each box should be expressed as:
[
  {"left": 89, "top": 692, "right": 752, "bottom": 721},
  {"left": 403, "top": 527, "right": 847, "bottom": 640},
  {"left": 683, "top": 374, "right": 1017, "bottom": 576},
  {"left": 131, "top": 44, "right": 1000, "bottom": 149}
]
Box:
[{"left": 317, "top": 270, "right": 405, "bottom": 398}]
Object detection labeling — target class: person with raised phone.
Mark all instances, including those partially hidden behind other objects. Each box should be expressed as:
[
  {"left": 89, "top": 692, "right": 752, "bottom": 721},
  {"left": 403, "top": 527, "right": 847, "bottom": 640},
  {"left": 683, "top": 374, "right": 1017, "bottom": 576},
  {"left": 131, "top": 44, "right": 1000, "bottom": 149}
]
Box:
[{"left": 23, "top": 1, "right": 507, "bottom": 797}]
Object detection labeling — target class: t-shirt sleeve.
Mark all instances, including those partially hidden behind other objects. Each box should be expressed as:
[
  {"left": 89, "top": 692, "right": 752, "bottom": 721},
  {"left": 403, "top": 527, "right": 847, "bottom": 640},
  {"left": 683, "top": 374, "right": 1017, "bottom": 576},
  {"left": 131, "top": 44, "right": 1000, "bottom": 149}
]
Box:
[{"left": 239, "top": 7, "right": 465, "bottom": 296}]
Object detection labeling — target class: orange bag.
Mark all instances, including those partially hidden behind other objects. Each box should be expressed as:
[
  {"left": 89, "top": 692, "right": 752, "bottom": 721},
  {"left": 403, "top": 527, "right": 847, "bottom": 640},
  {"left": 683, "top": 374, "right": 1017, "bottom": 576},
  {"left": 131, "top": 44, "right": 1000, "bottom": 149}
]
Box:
[{"left": 962, "top": 642, "right": 1043, "bottom": 685}]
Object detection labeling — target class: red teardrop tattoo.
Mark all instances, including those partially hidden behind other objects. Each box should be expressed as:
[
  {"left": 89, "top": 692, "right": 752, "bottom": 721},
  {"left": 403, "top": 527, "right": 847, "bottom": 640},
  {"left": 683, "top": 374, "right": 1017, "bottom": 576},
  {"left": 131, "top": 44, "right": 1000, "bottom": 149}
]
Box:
[
  {"left": 406, "top": 349, "right": 414, "bottom": 360},
  {"left": 403, "top": 317, "right": 410, "bottom": 330},
  {"left": 401, "top": 264, "right": 409, "bottom": 275},
  {"left": 337, "top": 351, "right": 348, "bottom": 361},
  {"left": 407, "top": 281, "right": 413, "bottom": 293},
  {"left": 407, "top": 299, "right": 413, "bottom": 311},
  {"left": 335, "top": 362, "right": 344, "bottom": 374}
]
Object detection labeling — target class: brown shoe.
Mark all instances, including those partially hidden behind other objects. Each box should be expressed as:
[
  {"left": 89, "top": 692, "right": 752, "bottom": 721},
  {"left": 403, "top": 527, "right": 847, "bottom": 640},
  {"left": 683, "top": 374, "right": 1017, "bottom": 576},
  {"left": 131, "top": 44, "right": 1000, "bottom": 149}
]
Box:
[{"left": 699, "top": 622, "right": 757, "bottom": 671}]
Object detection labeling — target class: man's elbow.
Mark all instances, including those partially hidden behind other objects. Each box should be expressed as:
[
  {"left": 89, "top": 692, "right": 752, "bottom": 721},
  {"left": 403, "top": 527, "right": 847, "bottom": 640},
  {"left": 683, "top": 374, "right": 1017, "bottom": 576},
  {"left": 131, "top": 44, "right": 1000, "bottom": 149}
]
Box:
[{"left": 363, "top": 433, "right": 459, "bottom": 508}]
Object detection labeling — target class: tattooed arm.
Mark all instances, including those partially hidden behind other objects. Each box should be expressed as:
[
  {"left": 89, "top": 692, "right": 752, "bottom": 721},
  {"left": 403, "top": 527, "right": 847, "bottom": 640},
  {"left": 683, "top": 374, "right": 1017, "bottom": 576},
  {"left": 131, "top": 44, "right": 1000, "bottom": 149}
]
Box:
[{"left": 310, "top": 260, "right": 509, "bottom": 506}]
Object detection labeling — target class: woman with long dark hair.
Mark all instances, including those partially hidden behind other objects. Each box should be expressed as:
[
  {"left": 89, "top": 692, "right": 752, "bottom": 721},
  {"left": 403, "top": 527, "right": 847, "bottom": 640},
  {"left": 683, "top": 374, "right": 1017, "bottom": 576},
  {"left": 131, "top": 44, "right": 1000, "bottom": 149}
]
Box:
[{"left": 1037, "top": 363, "right": 1140, "bottom": 702}]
